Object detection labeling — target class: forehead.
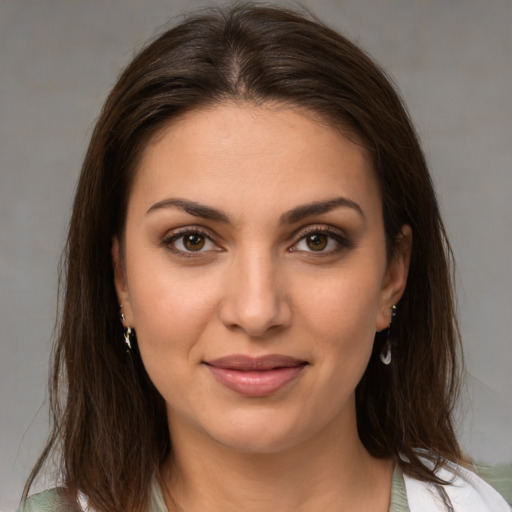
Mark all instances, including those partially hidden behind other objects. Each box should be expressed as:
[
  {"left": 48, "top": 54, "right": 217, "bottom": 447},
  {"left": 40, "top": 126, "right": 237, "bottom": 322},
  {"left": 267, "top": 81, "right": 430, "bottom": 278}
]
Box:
[{"left": 129, "top": 102, "right": 381, "bottom": 220}]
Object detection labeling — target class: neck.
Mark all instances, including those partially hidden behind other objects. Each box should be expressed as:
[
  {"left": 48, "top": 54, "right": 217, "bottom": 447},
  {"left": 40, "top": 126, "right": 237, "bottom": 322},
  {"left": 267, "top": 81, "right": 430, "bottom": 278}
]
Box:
[{"left": 160, "top": 404, "right": 393, "bottom": 512}]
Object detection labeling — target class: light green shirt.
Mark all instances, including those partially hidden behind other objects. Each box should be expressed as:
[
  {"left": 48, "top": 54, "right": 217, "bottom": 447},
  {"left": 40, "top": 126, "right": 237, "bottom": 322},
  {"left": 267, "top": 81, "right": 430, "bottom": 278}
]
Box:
[{"left": 18, "top": 464, "right": 512, "bottom": 512}]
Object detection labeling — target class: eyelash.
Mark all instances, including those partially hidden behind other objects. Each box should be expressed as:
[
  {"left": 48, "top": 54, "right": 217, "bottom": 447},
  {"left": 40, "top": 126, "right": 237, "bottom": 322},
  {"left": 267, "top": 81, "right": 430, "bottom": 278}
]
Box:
[
  {"left": 290, "top": 226, "right": 354, "bottom": 255},
  {"left": 160, "top": 226, "right": 353, "bottom": 257},
  {"left": 161, "top": 227, "right": 219, "bottom": 258}
]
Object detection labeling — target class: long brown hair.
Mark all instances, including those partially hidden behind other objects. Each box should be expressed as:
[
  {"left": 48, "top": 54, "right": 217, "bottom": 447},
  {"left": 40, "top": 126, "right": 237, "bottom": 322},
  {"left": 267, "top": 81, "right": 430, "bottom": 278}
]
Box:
[{"left": 24, "top": 4, "right": 463, "bottom": 511}]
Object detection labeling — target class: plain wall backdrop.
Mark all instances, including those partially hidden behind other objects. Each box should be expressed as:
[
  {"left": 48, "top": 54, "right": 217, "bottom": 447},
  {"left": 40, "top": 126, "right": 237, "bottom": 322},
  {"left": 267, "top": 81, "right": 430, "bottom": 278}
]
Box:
[{"left": 1, "top": 0, "right": 511, "bottom": 510}]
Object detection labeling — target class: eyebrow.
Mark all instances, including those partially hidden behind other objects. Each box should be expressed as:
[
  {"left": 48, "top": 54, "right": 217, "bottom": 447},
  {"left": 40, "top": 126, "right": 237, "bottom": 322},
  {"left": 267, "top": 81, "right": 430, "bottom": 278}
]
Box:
[
  {"left": 146, "top": 198, "right": 230, "bottom": 222},
  {"left": 146, "top": 196, "right": 365, "bottom": 224},
  {"left": 278, "top": 197, "right": 365, "bottom": 225}
]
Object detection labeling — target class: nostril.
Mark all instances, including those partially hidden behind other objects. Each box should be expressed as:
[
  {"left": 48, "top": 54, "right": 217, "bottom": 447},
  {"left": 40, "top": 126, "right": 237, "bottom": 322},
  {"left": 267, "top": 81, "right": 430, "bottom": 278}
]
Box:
[{"left": 217, "top": 265, "right": 293, "bottom": 336}]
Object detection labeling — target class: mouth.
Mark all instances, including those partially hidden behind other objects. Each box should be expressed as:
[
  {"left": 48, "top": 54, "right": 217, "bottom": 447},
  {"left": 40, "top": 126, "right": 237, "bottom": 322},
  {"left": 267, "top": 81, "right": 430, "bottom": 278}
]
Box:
[{"left": 203, "top": 354, "right": 308, "bottom": 397}]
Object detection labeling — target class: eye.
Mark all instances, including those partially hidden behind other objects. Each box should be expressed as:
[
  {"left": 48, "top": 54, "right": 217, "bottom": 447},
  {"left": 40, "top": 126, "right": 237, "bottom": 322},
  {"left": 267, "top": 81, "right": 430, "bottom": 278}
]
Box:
[
  {"left": 292, "top": 228, "right": 350, "bottom": 254},
  {"left": 180, "top": 233, "right": 207, "bottom": 251},
  {"left": 301, "top": 233, "right": 330, "bottom": 251},
  {"left": 162, "top": 229, "right": 220, "bottom": 255}
]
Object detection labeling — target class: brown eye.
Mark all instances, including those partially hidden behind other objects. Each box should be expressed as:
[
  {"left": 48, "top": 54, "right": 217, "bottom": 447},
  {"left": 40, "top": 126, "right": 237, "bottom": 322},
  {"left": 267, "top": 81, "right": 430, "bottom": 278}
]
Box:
[
  {"left": 165, "top": 230, "right": 220, "bottom": 255},
  {"left": 293, "top": 229, "right": 349, "bottom": 254},
  {"left": 183, "top": 233, "right": 206, "bottom": 251},
  {"left": 305, "top": 233, "right": 328, "bottom": 251}
]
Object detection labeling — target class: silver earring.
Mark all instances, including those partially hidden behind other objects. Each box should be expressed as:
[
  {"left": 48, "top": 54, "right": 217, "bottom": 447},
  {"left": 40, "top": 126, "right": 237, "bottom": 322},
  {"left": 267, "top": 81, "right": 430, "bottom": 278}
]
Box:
[
  {"left": 380, "top": 340, "right": 392, "bottom": 365},
  {"left": 380, "top": 305, "right": 397, "bottom": 365}
]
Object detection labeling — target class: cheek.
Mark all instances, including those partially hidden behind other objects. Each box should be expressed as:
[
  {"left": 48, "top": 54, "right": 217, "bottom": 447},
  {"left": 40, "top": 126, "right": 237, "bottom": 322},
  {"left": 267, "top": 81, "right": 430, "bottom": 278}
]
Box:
[
  {"left": 127, "top": 239, "right": 216, "bottom": 317},
  {"left": 125, "top": 253, "right": 220, "bottom": 361},
  {"left": 297, "top": 267, "right": 383, "bottom": 375},
  {"left": 128, "top": 271, "right": 220, "bottom": 408},
  {"left": 302, "top": 268, "right": 383, "bottom": 334}
]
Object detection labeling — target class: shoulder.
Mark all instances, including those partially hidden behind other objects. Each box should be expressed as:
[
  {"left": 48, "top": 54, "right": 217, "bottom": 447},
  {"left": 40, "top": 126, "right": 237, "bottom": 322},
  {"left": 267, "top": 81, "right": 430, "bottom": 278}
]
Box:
[
  {"left": 475, "top": 463, "right": 512, "bottom": 507},
  {"left": 17, "top": 488, "right": 83, "bottom": 512},
  {"left": 18, "top": 481, "right": 167, "bottom": 512},
  {"left": 401, "top": 458, "right": 512, "bottom": 512}
]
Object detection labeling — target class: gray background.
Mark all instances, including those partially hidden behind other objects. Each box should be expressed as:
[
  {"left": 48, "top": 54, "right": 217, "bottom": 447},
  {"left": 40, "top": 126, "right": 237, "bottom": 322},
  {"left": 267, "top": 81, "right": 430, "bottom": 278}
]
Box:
[{"left": 1, "top": 0, "right": 511, "bottom": 510}]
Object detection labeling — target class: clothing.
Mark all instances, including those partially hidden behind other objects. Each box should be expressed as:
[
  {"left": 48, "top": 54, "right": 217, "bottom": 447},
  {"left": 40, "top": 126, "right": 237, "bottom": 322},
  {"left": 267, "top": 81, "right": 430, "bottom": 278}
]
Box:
[{"left": 18, "top": 462, "right": 512, "bottom": 512}]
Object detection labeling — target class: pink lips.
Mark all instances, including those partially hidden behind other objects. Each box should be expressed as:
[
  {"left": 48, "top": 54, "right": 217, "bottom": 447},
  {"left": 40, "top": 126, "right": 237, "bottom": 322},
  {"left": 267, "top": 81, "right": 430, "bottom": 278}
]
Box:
[{"left": 204, "top": 355, "right": 308, "bottom": 397}]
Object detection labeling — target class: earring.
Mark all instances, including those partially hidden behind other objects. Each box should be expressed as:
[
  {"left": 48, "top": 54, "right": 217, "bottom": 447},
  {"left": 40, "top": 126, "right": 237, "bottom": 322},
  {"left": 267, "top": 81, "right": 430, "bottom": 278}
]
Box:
[
  {"left": 123, "top": 326, "right": 133, "bottom": 350},
  {"left": 119, "top": 305, "right": 132, "bottom": 351},
  {"left": 380, "top": 305, "right": 397, "bottom": 365}
]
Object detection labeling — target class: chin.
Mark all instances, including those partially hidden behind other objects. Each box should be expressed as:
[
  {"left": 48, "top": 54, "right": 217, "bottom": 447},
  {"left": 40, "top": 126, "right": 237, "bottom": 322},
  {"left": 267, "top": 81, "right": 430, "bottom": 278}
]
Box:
[
  {"left": 214, "top": 431, "right": 303, "bottom": 455},
  {"left": 202, "top": 413, "right": 317, "bottom": 455}
]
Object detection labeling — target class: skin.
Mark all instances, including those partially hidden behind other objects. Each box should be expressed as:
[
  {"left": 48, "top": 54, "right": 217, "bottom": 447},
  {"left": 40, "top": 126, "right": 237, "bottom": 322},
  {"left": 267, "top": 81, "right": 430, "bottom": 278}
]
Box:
[{"left": 113, "top": 103, "right": 412, "bottom": 512}]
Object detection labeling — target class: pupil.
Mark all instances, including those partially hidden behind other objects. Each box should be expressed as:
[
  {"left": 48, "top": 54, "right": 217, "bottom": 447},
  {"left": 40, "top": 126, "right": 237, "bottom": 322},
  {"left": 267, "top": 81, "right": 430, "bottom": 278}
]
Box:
[
  {"left": 184, "top": 234, "right": 205, "bottom": 251},
  {"left": 307, "top": 234, "right": 327, "bottom": 251}
]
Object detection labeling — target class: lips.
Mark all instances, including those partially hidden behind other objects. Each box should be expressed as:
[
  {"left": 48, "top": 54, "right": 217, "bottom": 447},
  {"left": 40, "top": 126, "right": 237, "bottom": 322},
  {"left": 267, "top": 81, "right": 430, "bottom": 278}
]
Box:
[{"left": 204, "top": 354, "right": 308, "bottom": 397}]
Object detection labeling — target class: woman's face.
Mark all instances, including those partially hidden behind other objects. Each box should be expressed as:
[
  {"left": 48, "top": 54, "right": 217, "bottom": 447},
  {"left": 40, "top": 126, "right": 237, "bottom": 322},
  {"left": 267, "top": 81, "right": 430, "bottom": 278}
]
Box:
[{"left": 113, "top": 103, "right": 410, "bottom": 454}]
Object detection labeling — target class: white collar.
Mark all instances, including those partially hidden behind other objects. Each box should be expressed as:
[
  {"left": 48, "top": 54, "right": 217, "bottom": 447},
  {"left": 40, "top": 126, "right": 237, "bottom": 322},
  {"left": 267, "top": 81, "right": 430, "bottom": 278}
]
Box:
[{"left": 402, "top": 456, "right": 511, "bottom": 512}]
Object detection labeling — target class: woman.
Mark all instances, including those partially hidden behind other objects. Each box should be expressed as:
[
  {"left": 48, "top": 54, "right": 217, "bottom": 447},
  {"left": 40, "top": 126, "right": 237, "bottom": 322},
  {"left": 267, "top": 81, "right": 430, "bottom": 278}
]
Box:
[{"left": 20, "top": 4, "right": 511, "bottom": 512}]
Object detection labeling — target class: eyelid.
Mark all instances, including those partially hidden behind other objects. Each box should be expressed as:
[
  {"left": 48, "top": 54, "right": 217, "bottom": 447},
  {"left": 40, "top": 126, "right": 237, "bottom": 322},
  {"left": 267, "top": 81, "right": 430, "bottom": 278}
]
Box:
[
  {"left": 160, "top": 226, "right": 223, "bottom": 256},
  {"left": 290, "top": 224, "right": 354, "bottom": 252}
]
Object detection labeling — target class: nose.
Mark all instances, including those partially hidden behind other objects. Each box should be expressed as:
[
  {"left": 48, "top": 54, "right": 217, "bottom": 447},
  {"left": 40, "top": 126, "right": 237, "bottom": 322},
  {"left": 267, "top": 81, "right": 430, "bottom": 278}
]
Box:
[{"left": 218, "top": 248, "right": 292, "bottom": 337}]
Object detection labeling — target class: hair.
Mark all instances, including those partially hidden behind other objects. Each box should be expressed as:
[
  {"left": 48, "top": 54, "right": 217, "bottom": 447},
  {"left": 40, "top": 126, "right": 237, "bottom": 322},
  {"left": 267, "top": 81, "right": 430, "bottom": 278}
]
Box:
[{"left": 24, "top": 3, "right": 464, "bottom": 511}]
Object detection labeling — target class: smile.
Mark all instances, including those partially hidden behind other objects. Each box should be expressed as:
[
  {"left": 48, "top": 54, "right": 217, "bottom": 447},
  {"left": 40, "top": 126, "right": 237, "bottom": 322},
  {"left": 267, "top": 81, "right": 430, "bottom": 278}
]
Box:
[{"left": 204, "top": 355, "right": 308, "bottom": 397}]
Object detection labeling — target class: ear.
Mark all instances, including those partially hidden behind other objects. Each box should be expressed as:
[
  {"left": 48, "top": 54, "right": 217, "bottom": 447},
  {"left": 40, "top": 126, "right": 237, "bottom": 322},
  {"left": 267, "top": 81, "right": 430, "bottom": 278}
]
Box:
[
  {"left": 112, "top": 236, "right": 134, "bottom": 326},
  {"left": 375, "top": 225, "right": 412, "bottom": 331}
]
